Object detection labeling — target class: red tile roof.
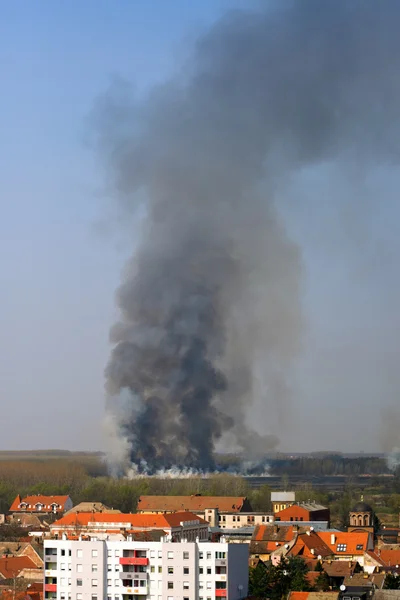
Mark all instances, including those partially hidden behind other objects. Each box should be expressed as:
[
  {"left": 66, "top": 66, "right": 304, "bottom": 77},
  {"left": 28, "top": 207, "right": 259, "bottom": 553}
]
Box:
[
  {"left": 375, "top": 549, "right": 400, "bottom": 567},
  {"left": 288, "top": 531, "right": 332, "bottom": 559},
  {"left": 51, "top": 511, "right": 207, "bottom": 530},
  {"left": 318, "top": 531, "right": 371, "bottom": 556},
  {"left": 137, "top": 495, "right": 249, "bottom": 513},
  {"left": 288, "top": 592, "right": 310, "bottom": 600},
  {"left": 9, "top": 495, "right": 70, "bottom": 513},
  {"left": 0, "top": 556, "right": 38, "bottom": 579}
]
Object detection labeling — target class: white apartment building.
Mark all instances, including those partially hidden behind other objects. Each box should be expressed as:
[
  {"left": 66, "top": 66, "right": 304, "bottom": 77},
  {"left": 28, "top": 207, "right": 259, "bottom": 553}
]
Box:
[{"left": 44, "top": 537, "right": 248, "bottom": 600}]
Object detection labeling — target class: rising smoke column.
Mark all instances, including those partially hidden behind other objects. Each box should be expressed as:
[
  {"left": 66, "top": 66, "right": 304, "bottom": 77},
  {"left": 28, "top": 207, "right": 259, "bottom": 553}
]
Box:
[{"left": 98, "top": 0, "right": 400, "bottom": 473}]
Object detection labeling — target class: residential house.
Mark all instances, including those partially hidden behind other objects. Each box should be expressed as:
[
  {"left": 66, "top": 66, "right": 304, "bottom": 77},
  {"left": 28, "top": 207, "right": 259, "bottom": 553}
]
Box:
[
  {"left": 0, "top": 555, "right": 42, "bottom": 582},
  {"left": 322, "top": 560, "right": 359, "bottom": 588},
  {"left": 249, "top": 524, "right": 298, "bottom": 561},
  {"left": 9, "top": 496, "right": 73, "bottom": 515},
  {"left": 275, "top": 503, "right": 330, "bottom": 524},
  {"left": 0, "top": 542, "right": 43, "bottom": 568},
  {"left": 49, "top": 511, "right": 209, "bottom": 541},
  {"left": 270, "top": 529, "right": 333, "bottom": 566},
  {"left": 318, "top": 532, "right": 374, "bottom": 567},
  {"left": 271, "top": 492, "right": 296, "bottom": 514},
  {"left": 136, "top": 495, "right": 253, "bottom": 524},
  {"left": 64, "top": 502, "right": 121, "bottom": 516}
]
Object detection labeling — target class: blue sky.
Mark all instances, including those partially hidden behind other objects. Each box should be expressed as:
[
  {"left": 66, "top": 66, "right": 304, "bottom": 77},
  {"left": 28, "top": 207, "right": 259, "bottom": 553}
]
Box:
[{"left": 0, "top": 0, "right": 249, "bottom": 451}]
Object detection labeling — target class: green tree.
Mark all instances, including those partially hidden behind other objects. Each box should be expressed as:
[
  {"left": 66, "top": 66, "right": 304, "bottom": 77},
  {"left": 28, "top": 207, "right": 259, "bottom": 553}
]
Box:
[
  {"left": 385, "top": 573, "right": 400, "bottom": 590},
  {"left": 248, "top": 562, "right": 270, "bottom": 599},
  {"left": 314, "top": 571, "right": 330, "bottom": 591}
]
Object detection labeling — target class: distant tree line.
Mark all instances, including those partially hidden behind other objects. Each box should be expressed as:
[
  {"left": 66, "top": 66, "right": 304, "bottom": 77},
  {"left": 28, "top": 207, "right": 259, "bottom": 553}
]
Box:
[{"left": 269, "top": 455, "right": 389, "bottom": 476}]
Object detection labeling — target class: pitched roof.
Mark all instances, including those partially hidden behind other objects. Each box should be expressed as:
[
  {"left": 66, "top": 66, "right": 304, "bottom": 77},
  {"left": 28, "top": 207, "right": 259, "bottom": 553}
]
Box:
[
  {"left": 9, "top": 514, "right": 44, "bottom": 528},
  {"left": 51, "top": 511, "right": 207, "bottom": 530},
  {"left": 376, "top": 549, "right": 400, "bottom": 567},
  {"left": 343, "top": 572, "right": 386, "bottom": 589},
  {"left": 137, "top": 495, "right": 248, "bottom": 513},
  {"left": 288, "top": 594, "right": 339, "bottom": 600},
  {"left": 64, "top": 502, "right": 120, "bottom": 515},
  {"left": 288, "top": 531, "right": 332, "bottom": 559},
  {"left": 322, "top": 560, "right": 357, "bottom": 577},
  {"left": 252, "top": 524, "right": 296, "bottom": 542},
  {"left": 0, "top": 556, "right": 38, "bottom": 579},
  {"left": 250, "top": 524, "right": 296, "bottom": 555},
  {"left": 288, "top": 592, "right": 310, "bottom": 600},
  {"left": 9, "top": 496, "right": 70, "bottom": 512},
  {"left": 318, "top": 531, "right": 370, "bottom": 555}
]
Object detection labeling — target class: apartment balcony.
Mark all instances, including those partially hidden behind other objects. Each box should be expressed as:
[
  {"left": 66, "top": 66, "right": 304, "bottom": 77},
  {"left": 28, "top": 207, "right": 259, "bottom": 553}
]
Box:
[
  {"left": 119, "top": 557, "right": 149, "bottom": 566},
  {"left": 215, "top": 590, "right": 227, "bottom": 598},
  {"left": 119, "top": 572, "right": 147, "bottom": 580},
  {"left": 215, "top": 559, "right": 227, "bottom": 567},
  {"left": 44, "top": 584, "right": 57, "bottom": 593},
  {"left": 121, "top": 584, "right": 148, "bottom": 595},
  {"left": 215, "top": 574, "right": 227, "bottom": 582}
]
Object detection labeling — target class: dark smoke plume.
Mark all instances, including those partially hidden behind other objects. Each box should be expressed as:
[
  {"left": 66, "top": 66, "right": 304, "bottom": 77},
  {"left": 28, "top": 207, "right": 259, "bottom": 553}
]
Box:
[{"left": 97, "top": 0, "right": 400, "bottom": 474}]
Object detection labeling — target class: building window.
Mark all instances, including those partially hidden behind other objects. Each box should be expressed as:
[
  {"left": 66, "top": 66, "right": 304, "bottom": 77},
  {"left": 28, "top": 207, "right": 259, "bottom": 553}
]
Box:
[
  {"left": 199, "top": 582, "right": 204, "bottom": 589},
  {"left": 206, "top": 582, "right": 212, "bottom": 589},
  {"left": 114, "top": 580, "right": 120, "bottom": 587},
  {"left": 61, "top": 595, "right": 65, "bottom": 600},
  {"left": 77, "top": 565, "right": 83, "bottom": 573},
  {"left": 183, "top": 582, "right": 189, "bottom": 589},
  {"left": 206, "top": 552, "right": 211, "bottom": 560},
  {"left": 167, "top": 582, "right": 173, "bottom": 589},
  {"left": 115, "top": 565, "right": 119, "bottom": 572},
  {"left": 91, "top": 596, "right": 97, "bottom": 600},
  {"left": 107, "top": 550, "right": 112, "bottom": 557},
  {"left": 107, "top": 565, "right": 112, "bottom": 572},
  {"left": 60, "top": 578, "right": 66, "bottom": 586},
  {"left": 199, "top": 567, "right": 203, "bottom": 574},
  {"left": 92, "top": 550, "right": 98, "bottom": 558},
  {"left": 183, "top": 567, "right": 189, "bottom": 575},
  {"left": 150, "top": 551, "right": 155, "bottom": 558},
  {"left": 167, "top": 551, "right": 173, "bottom": 559},
  {"left": 77, "top": 550, "right": 83, "bottom": 558},
  {"left": 61, "top": 563, "right": 66, "bottom": 571},
  {"left": 168, "top": 567, "right": 174, "bottom": 574},
  {"left": 215, "top": 552, "right": 226, "bottom": 559},
  {"left": 337, "top": 544, "right": 347, "bottom": 552},
  {"left": 158, "top": 551, "right": 162, "bottom": 558},
  {"left": 107, "top": 580, "right": 112, "bottom": 586},
  {"left": 207, "top": 567, "right": 212, "bottom": 575},
  {"left": 150, "top": 566, "right": 155, "bottom": 573},
  {"left": 76, "top": 579, "right": 82, "bottom": 587},
  {"left": 76, "top": 595, "right": 82, "bottom": 600},
  {"left": 61, "top": 550, "right": 65, "bottom": 556},
  {"left": 92, "top": 564, "right": 98, "bottom": 572},
  {"left": 114, "top": 550, "right": 120, "bottom": 557},
  {"left": 91, "top": 580, "right": 98, "bottom": 587},
  {"left": 183, "top": 551, "right": 189, "bottom": 559},
  {"left": 356, "top": 544, "right": 363, "bottom": 550}
]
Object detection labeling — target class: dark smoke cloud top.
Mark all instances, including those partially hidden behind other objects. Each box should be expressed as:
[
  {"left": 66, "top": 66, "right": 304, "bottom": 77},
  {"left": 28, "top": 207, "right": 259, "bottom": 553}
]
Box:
[{"left": 98, "top": 0, "right": 400, "bottom": 474}]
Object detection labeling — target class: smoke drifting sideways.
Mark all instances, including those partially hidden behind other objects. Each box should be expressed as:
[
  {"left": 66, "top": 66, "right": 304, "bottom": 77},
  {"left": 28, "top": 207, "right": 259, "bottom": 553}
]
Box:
[{"left": 96, "top": 0, "right": 400, "bottom": 476}]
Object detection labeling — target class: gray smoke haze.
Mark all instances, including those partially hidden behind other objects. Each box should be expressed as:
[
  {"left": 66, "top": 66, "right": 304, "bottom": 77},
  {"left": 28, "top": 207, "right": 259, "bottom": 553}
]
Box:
[{"left": 96, "top": 0, "right": 400, "bottom": 473}]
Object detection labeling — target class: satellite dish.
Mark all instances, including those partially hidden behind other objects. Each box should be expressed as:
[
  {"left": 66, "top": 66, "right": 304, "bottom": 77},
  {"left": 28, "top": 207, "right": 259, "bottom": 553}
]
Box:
[{"left": 340, "top": 585, "right": 346, "bottom": 591}]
